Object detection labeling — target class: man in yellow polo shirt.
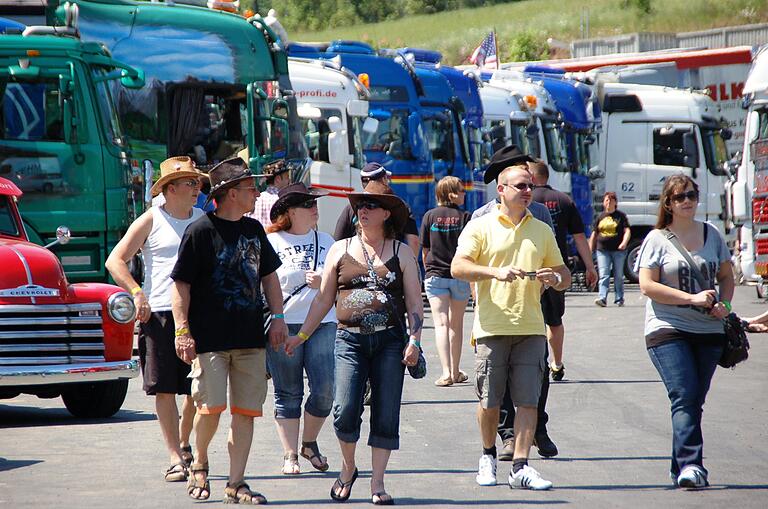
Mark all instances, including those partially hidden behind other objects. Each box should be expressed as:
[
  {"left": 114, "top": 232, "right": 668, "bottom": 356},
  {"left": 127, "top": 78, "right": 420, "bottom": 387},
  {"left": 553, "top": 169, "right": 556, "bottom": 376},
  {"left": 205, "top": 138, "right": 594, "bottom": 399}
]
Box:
[{"left": 452, "top": 164, "right": 570, "bottom": 491}]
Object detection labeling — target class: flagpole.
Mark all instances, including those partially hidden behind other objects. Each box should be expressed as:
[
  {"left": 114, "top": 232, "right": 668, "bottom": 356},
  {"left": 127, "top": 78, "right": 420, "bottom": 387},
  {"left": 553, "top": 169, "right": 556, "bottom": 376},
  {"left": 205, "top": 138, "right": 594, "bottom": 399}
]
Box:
[{"left": 494, "top": 27, "right": 500, "bottom": 70}]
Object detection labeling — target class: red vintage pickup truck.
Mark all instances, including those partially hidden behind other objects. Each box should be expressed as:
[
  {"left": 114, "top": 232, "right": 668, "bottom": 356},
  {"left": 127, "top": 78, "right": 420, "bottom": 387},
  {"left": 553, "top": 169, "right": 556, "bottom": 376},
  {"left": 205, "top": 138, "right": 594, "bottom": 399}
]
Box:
[{"left": 0, "top": 177, "right": 138, "bottom": 418}]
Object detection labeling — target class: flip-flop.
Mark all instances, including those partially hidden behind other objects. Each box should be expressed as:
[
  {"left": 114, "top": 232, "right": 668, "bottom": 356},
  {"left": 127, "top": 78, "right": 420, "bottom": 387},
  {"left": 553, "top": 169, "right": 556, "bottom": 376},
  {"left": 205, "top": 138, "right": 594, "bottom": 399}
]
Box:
[
  {"left": 372, "top": 491, "right": 395, "bottom": 505},
  {"left": 454, "top": 371, "right": 469, "bottom": 384},
  {"left": 434, "top": 376, "right": 453, "bottom": 387},
  {"left": 330, "top": 467, "right": 359, "bottom": 502}
]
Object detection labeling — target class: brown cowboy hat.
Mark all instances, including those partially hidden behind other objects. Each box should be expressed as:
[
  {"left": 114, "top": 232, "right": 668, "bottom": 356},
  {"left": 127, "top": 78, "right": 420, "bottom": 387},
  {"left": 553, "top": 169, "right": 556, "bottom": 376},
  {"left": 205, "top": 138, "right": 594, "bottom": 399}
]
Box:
[
  {"left": 203, "top": 157, "right": 266, "bottom": 207},
  {"left": 483, "top": 145, "right": 535, "bottom": 184},
  {"left": 347, "top": 180, "right": 408, "bottom": 233},
  {"left": 150, "top": 156, "right": 209, "bottom": 197},
  {"left": 269, "top": 183, "right": 329, "bottom": 222}
]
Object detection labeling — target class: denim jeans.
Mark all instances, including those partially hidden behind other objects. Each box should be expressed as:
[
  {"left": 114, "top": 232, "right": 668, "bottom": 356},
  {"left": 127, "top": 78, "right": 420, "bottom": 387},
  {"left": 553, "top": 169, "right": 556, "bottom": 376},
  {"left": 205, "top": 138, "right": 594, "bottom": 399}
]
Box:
[
  {"left": 266, "top": 322, "right": 336, "bottom": 419},
  {"left": 333, "top": 327, "right": 406, "bottom": 450},
  {"left": 648, "top": 339, "right": 723, "bottom": 476},
  {"left": 596, "top": 249, "right": 627, "bottom": 302}
]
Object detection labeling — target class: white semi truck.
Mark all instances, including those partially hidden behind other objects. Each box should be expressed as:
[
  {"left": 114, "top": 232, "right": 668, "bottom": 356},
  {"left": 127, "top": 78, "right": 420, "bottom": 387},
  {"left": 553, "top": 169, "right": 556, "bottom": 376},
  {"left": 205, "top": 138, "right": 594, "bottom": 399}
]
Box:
[
  {"left": 287, "top": 58, "right": 377, "bottom": 234},
  {"left": 596, "top": 81, "right": 732, "bottom": 281}
]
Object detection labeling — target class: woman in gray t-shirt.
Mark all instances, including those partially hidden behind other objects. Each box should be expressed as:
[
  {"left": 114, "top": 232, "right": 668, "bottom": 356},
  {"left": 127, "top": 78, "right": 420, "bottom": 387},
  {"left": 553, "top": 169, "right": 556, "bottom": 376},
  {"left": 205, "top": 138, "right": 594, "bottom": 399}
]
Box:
[{"left": 635, "top": 174, "right": 734, "bottom": 489}]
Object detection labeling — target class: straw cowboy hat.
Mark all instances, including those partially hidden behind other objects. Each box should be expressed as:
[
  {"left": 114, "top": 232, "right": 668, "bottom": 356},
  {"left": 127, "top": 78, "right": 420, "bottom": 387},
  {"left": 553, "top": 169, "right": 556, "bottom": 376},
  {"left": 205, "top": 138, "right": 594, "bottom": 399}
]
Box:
[
  {"left": 150, "top": 156, "right": 209, "bottom": 197},
  {"left": 483, "top": 145, "right": 535, "bottom": 184},
  {"left": 269, "top": 183, "right": 329, "bottom": 222},
  {"left": 203, "top": 157, "right": 266, "bottom": 207},
  {"left": 347, "top": 179, "right": 409, "bottom": 233}
]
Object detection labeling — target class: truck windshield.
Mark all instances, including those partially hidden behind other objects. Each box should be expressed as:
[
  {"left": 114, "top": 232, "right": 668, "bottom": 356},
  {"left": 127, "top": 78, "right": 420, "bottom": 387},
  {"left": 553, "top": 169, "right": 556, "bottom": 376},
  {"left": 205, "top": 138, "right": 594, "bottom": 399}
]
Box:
[
  {"left": 423, "top": 110, "right": 454, "bottom": 163},
  {"left": 363, "top": 109, "right": 412, "bottom": 160},
  {"left": 542, "top": 120, "right": 568, "bottom": 173},
  {"left": 511, "top": 121, "right": 534, "bottom": 157},
  {"left": 701, "top": 127, "right": 729, "bottom": 175},
  {"left": 575, "top": 133, "right": 593, "bottom": 175},
  {"left": 350, "top": 116, "right": 366, "bottom": 170},
  {"left": 91, "top": 67, "right": 125, "bottom": 147},
  {"left": 0, "top": 78, "right": 64, "bottom": 141},
  {"left": 0, "top": 195, "right": 20, "bottom": 236}
]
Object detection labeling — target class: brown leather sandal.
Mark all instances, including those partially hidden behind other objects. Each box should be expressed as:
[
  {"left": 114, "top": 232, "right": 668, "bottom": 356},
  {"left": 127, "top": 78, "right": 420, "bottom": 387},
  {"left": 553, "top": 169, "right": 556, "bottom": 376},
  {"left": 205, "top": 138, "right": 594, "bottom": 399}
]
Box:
[
  {"left": 300, "top": 441, "right": 329, "bottom": 472},
  {"left": 187, "top": 462, "right": 210, "bottom": 501},
  {"left": 223, "top": 480, "right": 268, "bottom": 505},
  {"left": 164, "top": 461, "right": 188, "bottom": 482}
]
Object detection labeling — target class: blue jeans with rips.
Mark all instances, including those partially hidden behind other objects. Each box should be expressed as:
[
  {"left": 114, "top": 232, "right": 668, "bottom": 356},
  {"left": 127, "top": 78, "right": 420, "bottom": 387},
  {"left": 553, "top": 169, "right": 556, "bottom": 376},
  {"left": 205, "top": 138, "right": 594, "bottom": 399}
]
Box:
[
  {"left": 333, "top": 327, "right": 406, "bottom": 450},
  {"left": 266, "top": 322, "right": 336, "bottom": 419},
  {"left": 648, "top": 338, "right": 723, "bottom": 476},
  {"left": 596, "top": 249, "right": 627, "bottom": 303}
]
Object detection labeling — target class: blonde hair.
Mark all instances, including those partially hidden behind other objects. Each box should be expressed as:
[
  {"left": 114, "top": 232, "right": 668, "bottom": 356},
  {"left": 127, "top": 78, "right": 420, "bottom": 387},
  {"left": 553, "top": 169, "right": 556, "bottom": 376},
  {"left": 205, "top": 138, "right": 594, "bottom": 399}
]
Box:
[{"left": 436, "top": 176, "right": 464, "bottom": 206}]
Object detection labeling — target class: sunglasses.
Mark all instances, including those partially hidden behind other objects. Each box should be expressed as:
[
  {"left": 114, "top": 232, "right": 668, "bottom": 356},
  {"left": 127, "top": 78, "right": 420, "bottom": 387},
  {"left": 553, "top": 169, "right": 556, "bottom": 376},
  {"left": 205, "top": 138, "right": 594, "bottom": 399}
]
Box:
[
  {"left": 670, "top": 190, "right": 699, "bottom": 204},
  {"left": 501, "top": 182, "right": 536, "bottom": 191},
  {"left": 173, "top": 179, "right": 201, "bottom": 188},
  {"left": 355, "top": 201, "right": 383, "bottom": 211},
  {"left": 295, "top": 200, "right": 317, "bottom": 209}
]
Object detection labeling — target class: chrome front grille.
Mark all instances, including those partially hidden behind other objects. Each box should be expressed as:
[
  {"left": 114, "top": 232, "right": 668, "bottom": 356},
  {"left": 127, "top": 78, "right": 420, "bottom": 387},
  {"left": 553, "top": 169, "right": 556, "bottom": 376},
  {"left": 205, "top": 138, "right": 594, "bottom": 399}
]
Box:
[{"left": 0, "top": 303, "right": 105, "bottom": 366}]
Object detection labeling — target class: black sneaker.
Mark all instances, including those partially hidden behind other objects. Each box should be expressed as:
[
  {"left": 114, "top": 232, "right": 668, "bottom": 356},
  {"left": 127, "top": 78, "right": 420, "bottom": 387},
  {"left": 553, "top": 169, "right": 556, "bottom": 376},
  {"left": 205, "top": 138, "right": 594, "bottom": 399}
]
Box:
[
  {"left": 498, "top": 437, "right": 515, "bottom": 461},
  {"left": 550, "top": 363, "right": 565, "bottom": 382},
  {"left": 533, "top": 433, "right": 559, "bottom": 458}
]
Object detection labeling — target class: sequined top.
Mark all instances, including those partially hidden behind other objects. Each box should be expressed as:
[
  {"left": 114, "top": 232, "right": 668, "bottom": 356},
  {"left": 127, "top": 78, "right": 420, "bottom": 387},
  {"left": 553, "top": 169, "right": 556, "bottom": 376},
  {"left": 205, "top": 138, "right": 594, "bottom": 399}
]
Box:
[{"left": 335, "top": 241, "right": 406, "bottom": 332}]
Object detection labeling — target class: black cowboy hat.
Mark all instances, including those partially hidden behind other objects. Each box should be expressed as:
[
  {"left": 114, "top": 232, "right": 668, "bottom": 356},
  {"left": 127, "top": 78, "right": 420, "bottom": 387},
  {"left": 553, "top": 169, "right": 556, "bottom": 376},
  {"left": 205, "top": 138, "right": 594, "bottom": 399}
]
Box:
[
  {"left": 347, "top": 180, "right": 408, "bottom": 233},
  {"left": 483, "top": 145, "right": 535, "bottom": 184},
  {"left": 269, "top": 183, "right": 329, "bottom": 222},
  {"left": 203, "top": 157, "right": 265, "bottom": 207}
]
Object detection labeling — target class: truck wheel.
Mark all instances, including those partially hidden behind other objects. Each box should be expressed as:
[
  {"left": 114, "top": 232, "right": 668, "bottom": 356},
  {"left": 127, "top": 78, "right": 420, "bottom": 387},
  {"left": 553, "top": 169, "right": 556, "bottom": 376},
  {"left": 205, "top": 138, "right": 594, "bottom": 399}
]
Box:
[
  {"left": 623, "top": 239, "right": 643, "bottom": 284},
  {"left": 62, "top": 379, "right": 129, "bottom": 418}
]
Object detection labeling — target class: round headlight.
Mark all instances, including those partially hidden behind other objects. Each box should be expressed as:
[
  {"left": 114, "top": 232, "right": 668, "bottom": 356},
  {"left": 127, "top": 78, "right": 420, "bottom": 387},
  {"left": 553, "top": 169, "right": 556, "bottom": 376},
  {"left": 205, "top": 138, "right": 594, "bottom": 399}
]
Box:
[{"left": 108, "top": 292, "right": 136, "bottom": 324}]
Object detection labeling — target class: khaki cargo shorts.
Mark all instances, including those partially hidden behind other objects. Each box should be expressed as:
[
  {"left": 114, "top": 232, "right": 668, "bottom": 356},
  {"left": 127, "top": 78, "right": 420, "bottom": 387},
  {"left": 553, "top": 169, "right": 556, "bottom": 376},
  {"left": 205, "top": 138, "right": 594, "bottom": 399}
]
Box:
[
  {"left": 474, "top": 335, "right": 547, "bottom": 408},
  {"left": 189, "top": 348, "right": 267, "bottom": 417}
]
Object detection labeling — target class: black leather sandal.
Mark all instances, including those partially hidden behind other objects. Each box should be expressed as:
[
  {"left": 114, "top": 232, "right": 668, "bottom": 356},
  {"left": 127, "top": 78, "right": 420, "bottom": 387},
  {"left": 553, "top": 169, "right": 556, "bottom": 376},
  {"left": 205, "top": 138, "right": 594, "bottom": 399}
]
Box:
[
  {"left": 300, "top": 441, "right": 330, "bottom": 472},
  {"left": 330, "top": 467, "right": 358, "bottom": 502}
]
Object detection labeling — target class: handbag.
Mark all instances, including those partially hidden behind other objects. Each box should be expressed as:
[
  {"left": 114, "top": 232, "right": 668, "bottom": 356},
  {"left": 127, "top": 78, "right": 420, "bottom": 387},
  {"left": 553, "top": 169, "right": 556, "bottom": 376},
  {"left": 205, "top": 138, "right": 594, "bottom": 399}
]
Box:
[
  {"left": 358, "top": 235, "right": 427, "bottom": 379},
  {"left": 263, "top": 230, "right": 318, "bottom": 332},
  {"left": 664, "top": 229, "right": 750, "bottom": 368}
]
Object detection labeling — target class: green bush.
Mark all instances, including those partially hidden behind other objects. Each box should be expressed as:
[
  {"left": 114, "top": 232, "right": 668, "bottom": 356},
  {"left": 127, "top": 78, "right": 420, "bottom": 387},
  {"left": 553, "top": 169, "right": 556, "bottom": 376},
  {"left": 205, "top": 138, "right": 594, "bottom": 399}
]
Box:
[{"left": 503, "top": 31, "right": 548, "bottom": 62}]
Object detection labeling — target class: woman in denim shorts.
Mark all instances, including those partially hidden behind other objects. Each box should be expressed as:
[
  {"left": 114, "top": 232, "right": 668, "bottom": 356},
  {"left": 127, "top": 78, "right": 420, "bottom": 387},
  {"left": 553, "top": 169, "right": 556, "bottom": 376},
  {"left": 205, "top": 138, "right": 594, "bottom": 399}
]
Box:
[
  {"left": 284, "top": 181, "right": 423, "bottom": 505},
  {"left": 266, "top": 183, "right": 336, "bottom": 475},
  {"left": 420, "top": 176, "right": 472, "bottom": 386}
]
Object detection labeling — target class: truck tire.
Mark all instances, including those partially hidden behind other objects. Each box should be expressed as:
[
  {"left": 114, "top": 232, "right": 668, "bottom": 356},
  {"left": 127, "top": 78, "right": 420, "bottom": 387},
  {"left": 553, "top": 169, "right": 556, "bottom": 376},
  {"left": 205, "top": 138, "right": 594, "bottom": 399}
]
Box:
[
  {"left": 62, "top": 379, "right": 129, "bottom": 418},
  {"left": 623, "top": 239, "right": 644, "bottom": 284}
]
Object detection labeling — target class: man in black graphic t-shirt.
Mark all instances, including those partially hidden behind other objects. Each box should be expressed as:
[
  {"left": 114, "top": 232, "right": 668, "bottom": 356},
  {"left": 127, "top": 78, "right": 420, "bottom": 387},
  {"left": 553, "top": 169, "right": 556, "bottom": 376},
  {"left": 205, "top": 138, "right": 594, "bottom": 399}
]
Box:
[{"left": 171, "top": 158, "right": 284, "bottom": 503}]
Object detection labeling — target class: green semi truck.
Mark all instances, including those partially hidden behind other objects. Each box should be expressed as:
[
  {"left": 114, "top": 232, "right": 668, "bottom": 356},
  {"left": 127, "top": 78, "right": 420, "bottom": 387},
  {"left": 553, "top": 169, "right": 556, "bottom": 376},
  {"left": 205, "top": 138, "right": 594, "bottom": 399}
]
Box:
[{"left": 0, "top": 15, "right": 145, "bottom": 282}]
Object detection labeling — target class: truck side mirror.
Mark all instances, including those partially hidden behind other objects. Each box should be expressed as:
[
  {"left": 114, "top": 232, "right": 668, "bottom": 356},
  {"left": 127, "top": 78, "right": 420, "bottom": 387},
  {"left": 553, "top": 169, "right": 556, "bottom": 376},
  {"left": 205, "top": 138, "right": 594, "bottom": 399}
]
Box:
[
  {"left": 748, "top": 111, "right": 760, "bottom": 143},
  {"left": 327, "top": 116, "right": 348, "bottom": 167},
  {"left": 731, "top": 180, "right": 749, "bottom": 226},
  {"left": 44, "top": 225, "right": 71, "bottom": 249},
  {"left": 143, "top": 159, "right": 154, "bottom": 207},
  {"left": 362, "top": 117, "right": 379, "bottom": 134},
  {"left": 347, "top": 99, "right": 368, "bottom": 117},
  {"left": 62, "top": 97, "right": 76, "bottom": 145},
  {"left": 682, "top": 130, "right": 699, "bottom": 169},
  {"left": 120, "top": 68, "right": 145, "bottom": 89}
]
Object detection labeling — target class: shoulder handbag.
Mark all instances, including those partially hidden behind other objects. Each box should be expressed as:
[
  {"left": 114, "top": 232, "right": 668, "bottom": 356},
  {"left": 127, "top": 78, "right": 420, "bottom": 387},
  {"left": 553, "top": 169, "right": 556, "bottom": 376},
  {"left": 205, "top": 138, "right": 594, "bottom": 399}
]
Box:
[
  {"left": 359, "top": 236, "right": 427, "bottom": 379},
  {"left": 664, "top": 228, "right": 750, "bottom": 368},
  {"left": 263, "top": 230, "right": 319, "bottom": 332}
]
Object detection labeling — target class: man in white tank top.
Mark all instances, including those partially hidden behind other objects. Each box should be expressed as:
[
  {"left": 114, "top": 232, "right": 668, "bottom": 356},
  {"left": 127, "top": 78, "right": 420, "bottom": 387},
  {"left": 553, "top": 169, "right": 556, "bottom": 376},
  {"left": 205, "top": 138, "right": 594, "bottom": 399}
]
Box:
[{"left": 106, "top": 156, "right": 207, "bottom": 483}]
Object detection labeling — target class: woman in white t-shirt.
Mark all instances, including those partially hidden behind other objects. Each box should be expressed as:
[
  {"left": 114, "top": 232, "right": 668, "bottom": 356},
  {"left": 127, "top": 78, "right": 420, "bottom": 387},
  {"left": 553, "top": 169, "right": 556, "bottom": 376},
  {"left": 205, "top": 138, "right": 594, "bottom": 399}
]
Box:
[
  {"left": 266, "top": 183, "right": 336, "bottom": 475},
  {"left": 635, "top": 174, "right": 734, "bottom": 489}
]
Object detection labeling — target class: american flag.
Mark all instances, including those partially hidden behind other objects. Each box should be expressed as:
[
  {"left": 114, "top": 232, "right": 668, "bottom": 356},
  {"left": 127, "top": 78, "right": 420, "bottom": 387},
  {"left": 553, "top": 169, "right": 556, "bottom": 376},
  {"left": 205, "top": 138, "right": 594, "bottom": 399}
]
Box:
[{"left": 469, "top": 32, "right": 498, "bottom": 69}]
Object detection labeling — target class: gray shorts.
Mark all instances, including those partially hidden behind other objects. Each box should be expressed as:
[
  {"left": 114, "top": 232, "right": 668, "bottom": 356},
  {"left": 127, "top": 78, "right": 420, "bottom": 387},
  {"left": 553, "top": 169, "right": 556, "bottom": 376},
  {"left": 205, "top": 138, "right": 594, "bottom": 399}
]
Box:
[{"left": 474, "top": 335, "right": 547, "bottom": 408}]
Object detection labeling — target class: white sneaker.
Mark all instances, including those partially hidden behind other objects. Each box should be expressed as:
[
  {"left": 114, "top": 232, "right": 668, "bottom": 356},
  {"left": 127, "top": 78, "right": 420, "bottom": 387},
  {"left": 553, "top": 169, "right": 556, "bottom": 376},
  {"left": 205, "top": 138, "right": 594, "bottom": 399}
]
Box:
[
  {"left": 509, "top": 465, "right": 553, "bottom": 490},
  {"left": 476, "top": 454, "right": 497, "bottom": 486},
  {"left": 677, "top": 465, "right": 709, "bottom": 488}
]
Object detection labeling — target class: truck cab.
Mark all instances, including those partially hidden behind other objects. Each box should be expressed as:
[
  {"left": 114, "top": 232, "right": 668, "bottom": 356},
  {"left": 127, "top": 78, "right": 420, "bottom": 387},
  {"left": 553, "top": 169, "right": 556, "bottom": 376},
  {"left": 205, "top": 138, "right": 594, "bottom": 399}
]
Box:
[
  {"left": 731, "top": 45, "right": 768, "bottom": 291},
  {"left": 488, "top": 70, "right": 571, "bottom": 194},
  {"left": 287, "top": 57, "right": 376, "bottom": 234},
  {"left": 0, "top": 23, "right": 145, "bottom": 282},
  {"left": 477, "top": 84, "right": 536, "bottom": 201},
  {"left": 598, "top": 82, "right": 731, "bottom": 281},
  {"left": 0, "top": 176, "right": 137, "bottom": 418}
]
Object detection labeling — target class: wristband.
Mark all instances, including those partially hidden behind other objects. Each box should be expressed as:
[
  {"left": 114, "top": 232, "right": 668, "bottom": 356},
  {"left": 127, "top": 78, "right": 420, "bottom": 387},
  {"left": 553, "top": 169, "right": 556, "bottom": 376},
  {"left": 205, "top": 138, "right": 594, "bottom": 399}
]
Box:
[
  {"left": 297, "top": 331, "right": 310, "bottom": 342},
  {"left": 408, "top": 337, "right": 421, "bottom": 348},
  {"left": 130, "top": 286, "right": 143, "bottom": 296},
  {"left": 174, "top": 327, "right": 190, "bottom": 337},
  {"left": 721, "top": 300, "right": 732, "bottom": 312},
  {"left": 271, "top": 313, "right": 285, "bottom": 320}
]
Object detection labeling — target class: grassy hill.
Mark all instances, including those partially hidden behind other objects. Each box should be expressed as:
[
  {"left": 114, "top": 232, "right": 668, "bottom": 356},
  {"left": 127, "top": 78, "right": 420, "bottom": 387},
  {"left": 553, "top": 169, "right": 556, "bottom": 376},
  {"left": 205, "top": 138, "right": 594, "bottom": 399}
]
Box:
[{"left": 289, "top": 0, "right": 768, "bottom": 65}]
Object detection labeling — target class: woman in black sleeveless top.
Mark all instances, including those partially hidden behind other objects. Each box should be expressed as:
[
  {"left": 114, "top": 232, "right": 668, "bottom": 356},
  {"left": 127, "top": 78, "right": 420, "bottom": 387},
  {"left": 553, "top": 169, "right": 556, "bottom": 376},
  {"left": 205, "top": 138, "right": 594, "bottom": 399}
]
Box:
[{"left": 285, "top": 182, "right": 423, "bottom": 505}]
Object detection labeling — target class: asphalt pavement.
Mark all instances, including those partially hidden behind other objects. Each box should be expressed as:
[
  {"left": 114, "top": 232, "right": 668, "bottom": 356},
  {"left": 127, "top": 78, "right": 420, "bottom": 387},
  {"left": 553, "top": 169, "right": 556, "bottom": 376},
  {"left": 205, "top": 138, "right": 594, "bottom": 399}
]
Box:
[{"left": 1, "top": 284, "right": 767, "bottom": 508}]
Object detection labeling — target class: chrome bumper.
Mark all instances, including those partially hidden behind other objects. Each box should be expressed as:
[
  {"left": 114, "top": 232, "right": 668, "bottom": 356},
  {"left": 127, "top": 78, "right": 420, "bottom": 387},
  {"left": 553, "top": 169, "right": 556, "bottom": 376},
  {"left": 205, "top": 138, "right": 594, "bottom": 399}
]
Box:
[{"left": 0, "top": 360, "right": 139, "bottom": 386}]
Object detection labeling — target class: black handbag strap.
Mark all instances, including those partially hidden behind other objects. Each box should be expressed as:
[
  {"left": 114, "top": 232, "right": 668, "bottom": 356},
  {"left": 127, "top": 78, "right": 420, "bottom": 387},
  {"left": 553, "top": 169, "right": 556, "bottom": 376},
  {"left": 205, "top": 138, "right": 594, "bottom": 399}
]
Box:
[{"left": 663, "top": 227, "right": 712, "bottom": 296}]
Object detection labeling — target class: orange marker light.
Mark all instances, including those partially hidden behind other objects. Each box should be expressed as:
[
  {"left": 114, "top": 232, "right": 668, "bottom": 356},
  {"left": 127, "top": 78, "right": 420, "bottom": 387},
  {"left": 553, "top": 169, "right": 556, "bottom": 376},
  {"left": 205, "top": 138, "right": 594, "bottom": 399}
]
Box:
[
  {"left": 358, "top": 73, "right": 370, "bottom": 89},
  {"left": 524, "top": 95, "right": 538, "bottom": 109},
  {"left": 26, "top": 50, "right": 40, "bottom": 57}
]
